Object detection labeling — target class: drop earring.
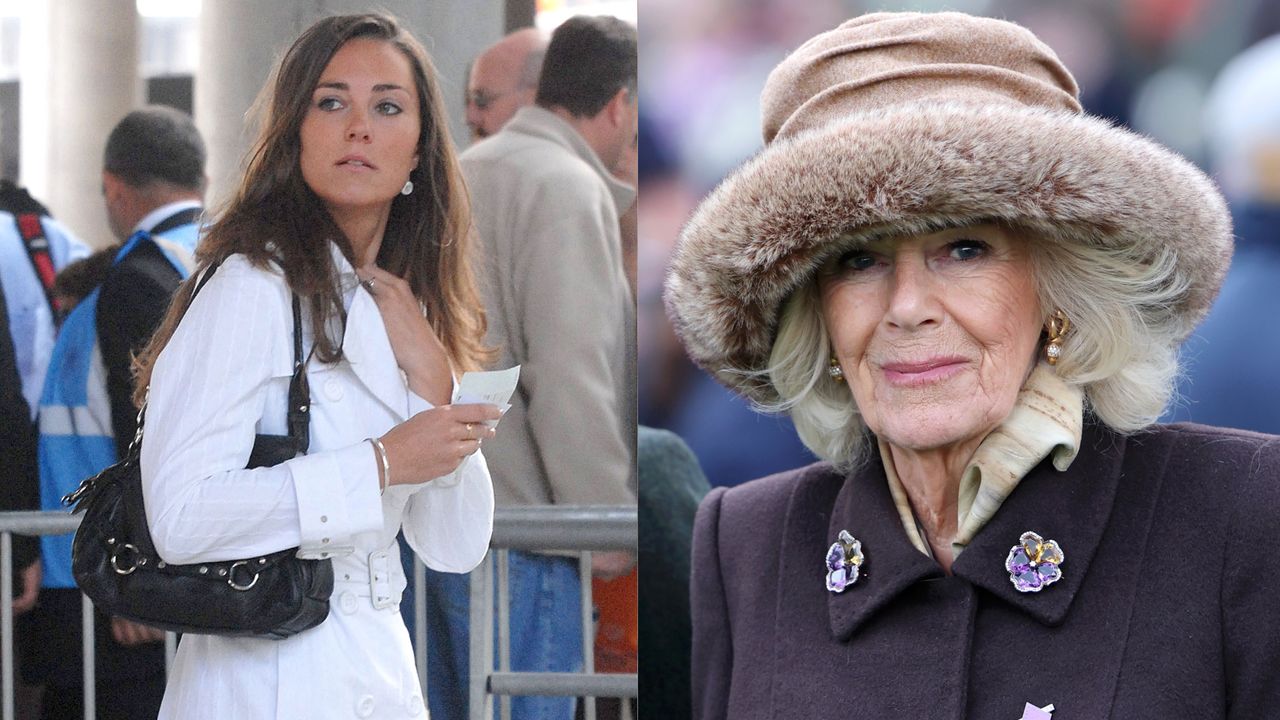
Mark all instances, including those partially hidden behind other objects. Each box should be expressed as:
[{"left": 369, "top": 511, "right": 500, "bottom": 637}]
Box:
[
  {"left": 1044, "top": 310, "right": 1070, "bottom": 365},
  {"left": 828, "top": 356, "right": 844, "bottom": 381},
  {"left": 401, "top": 179, "right": 414, "bottom": 196}
]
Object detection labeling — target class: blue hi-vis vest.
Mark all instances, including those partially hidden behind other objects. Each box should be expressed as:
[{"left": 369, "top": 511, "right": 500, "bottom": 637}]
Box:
[{"left": 38, "top": 223, "right": 198, "bottom": 588}]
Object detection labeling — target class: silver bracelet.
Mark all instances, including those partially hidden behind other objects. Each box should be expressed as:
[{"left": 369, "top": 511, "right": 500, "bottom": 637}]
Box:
[{"left": 368, "top": 437, "right": 391, "bottom": 494}]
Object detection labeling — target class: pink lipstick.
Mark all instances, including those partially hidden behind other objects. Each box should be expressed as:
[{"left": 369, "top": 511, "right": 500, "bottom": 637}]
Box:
[{"left": 880, "top": 357, "right": 968, "bottom": 387}]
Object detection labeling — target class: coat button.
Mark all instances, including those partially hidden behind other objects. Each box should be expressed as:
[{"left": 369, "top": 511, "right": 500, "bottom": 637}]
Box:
[
  {"left": 407, "top": 695, "right": 423, "bottom": 716},
  {"left": 355, "top": 694, "right": 375, "bottom": 717},
  {"left": 324, "top": 378, "right": 343, "bottom": 402},
  {"left": 339, "top": 591, "right": 359, "bottom": 615}
]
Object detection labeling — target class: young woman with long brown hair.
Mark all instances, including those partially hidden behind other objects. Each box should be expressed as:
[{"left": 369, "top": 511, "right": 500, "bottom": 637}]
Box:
[{"left": 133, "top": 14, "right": 499, "bottom": 718}]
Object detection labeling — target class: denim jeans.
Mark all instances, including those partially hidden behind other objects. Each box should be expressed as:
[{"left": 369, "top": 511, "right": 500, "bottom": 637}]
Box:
[
  {"left": 424, "top": 551, "right": 583, "bottom": 720},
  {"left": 399, "top": 533, "right": 418, "bottom": 642}
]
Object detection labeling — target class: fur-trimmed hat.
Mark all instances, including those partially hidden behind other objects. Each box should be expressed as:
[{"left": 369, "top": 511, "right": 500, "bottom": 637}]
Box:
[{"left": 664, "top": 12, "right": 1232, "bottom": 406}]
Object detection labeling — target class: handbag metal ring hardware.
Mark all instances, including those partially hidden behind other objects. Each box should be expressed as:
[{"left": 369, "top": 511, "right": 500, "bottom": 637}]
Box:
[
  {"left": 227, "top": 560, "right": 260, "bottom": 591},
  {"left": 110, "top": 543, "right": 139, "bottom": 575},
  {"left": 61, "top": 477, "right": 94, "bottom": 507}
]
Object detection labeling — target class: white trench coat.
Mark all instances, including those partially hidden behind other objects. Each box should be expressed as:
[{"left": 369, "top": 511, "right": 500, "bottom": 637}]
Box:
[{"left": 140, "top": 249, "right": 494, "bottom": 719}]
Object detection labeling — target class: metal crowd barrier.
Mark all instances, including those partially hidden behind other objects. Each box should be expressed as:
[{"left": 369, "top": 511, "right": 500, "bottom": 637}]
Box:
[
  {"left": 468, "top": 506, "right": 638, "bottom": 720},
  {"left": 0, "top": 505, "right": 637, "bottom": 720},
  {"left": 0, "top": 512, "right": 82, "bottom": 720}
]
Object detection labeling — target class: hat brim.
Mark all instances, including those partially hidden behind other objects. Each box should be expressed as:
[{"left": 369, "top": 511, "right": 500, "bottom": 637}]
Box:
[{"left": 664, "top": 102, "right": 1232, "bottom": 405}]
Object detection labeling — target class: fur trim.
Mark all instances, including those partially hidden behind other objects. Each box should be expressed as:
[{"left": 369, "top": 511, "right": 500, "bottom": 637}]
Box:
[{"left": 664, "top": 101, "right": 1232, "bottom": 405}]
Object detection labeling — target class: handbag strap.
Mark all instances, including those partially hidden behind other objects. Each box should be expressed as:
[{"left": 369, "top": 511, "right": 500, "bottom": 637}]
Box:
[
  {"left": 130, "top": 261, "right": 311, "bottom": 458},
  {"left": 62, "top": 263, "right": 312, "bottom": 514},
  {"left": 110, "top": 266, "right": 310, "bottom": 563},
  {"left": 286, "top": 296, "right": 310, "bottom": 453}
]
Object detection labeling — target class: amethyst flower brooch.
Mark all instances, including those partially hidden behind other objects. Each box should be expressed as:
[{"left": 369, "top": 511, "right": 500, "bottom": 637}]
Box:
[
  {"left": 825, "top": 530, "right": 864, "bottom": 593},
  {"left": 1005, "top": 531, "right": 1064, "bottom": 593}
]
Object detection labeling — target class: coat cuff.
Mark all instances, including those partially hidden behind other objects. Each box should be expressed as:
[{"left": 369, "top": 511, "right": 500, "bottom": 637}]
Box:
[
  {"left": 408, "top": 388, "right": 434, "bottom": 417},
  {"left": 407, "top": 373, "right": 459, "bottom": 416},
  {"left": 291, "top": 442, "right": 384, "bottom": 559}
]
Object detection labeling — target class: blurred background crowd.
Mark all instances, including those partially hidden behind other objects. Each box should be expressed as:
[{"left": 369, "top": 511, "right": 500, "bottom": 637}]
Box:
[{"left": 637, "top": 0, "right": 1280, "bottom": 489}]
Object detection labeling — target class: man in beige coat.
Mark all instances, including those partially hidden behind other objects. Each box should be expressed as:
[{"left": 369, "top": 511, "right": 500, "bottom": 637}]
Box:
[{"left": 424, "top": 15, "right": 637, "bottom": 720}]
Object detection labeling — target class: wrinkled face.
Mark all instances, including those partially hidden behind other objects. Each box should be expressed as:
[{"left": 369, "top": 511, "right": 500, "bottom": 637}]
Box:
[
  {"left": 465, "top": 54, "right": 533, "bottom": 141},
  {"left": 300, "top": 38, "right": 420, "bottom": 217},
  {"left": 818, "top": 224, "right": 1043, "bottom": 452}
]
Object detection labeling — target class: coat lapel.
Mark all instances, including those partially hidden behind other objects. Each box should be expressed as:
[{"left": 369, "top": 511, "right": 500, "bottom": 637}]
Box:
[
  {"left": 826, "top": 450, "right": 943, "bottom": 642},
  {"left": 952, "top": 422, "right": 1126, "bottom": 626},
  {"left": 826, "top": 423, "right": 1126, "bottom": 639},
  {"left": 328, "top": 244, "right": 410, "bottom": 421}
]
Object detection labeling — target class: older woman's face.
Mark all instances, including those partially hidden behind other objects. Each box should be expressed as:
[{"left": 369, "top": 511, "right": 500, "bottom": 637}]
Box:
[
  {"left": 818, "top": 224, "right": 1042, "bottom": 452},
  {"left": 300, "top": 38, "right": 420, "bottom": 218}
]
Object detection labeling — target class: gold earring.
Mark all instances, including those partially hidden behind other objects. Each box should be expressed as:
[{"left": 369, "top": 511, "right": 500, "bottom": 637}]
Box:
[
  {"left": 1044, "top": 310, "right": 1070, "bottom": 365},
  {"left": 828, "top": 356, "right": 844, "bottom": 381}
]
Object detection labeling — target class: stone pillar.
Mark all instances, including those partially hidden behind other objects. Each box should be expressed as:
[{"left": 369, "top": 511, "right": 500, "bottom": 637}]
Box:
[
  {"left": 397, "top": 0, "right": 505, "bottom": 149},
  {"left": 194, "top": 1, "right": 296, "bottom": 212},
  {"left": 196, "top": 1, "right": 503, "bottom": 209},
  {"left": 505, "top": 0, "right": 535, "bottom": 33},
  {"left": 22, "top": 0, "right": 140, "bottom": 247}
]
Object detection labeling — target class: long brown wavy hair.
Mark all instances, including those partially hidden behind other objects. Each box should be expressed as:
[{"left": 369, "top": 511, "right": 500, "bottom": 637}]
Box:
[{"left": 134, "top": 13, "right": 490, "bottom": 406}]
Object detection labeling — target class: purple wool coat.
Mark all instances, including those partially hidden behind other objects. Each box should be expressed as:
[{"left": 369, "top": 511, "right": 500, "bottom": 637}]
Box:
[{"left": 691, "top": 422, "right": 1280, "bottom": 719}]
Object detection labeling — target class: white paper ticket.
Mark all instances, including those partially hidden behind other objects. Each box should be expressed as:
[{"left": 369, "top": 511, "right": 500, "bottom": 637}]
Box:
[{"left": 452, "top": 366, "right": 520, "bottom": 427}]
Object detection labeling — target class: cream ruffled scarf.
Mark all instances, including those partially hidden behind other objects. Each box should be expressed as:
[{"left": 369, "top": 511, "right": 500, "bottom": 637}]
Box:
[{"left": 879, "top": 363, "right": 1084, "bottom": 558}]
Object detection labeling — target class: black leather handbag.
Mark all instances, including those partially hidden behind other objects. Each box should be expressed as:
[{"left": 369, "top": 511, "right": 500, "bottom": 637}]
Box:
[{"left": 61, "top": 263, "right": 334, "bottom": 639}]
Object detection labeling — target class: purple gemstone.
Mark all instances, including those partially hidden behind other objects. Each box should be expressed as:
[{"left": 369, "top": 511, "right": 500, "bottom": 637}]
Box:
[
  {"left": 826, "top": 543, "right": 845, "bottom": 572},
  {"left": 826, "top": 568, "right": 848, "bottom": 592},
  {"left": 1014, "top": 569, "right": 1043, "bottom": 592},
  {"left": 1038, "top": 564, "right": 1061, "bottom": 584},
  {"left": 1007, "top": 547, "right": 1032, "bottom": 575}
]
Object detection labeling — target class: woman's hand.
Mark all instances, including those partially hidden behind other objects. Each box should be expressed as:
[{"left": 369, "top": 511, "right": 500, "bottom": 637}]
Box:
[
  {"left": 357, "top": 263, "right": 451, "bottom": 406},
  {"left": 379, "top": 403, "right": 502, "bottom": 485},
  {"left": 111, "top": 617, "right": 165, "bottom": 646}
]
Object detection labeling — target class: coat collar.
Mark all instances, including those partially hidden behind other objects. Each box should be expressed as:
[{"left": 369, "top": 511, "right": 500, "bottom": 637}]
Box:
[
  {"left": 132, "top": 199, "right": 203, "bottom": 235},
  {"left": 827, "top": 422, "right": 1125, "bottom": 641},
  {"left": 326, "top": 242, "right": 410, "bottom": 420},
  {"left": 826, "top": 449, "right": 943, "bottom": 641}
]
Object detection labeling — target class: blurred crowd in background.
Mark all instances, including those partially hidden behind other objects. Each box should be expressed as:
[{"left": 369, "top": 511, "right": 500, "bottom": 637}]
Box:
[{"left": 637, "top": 0, "right": 1280, "bottom": 488}]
